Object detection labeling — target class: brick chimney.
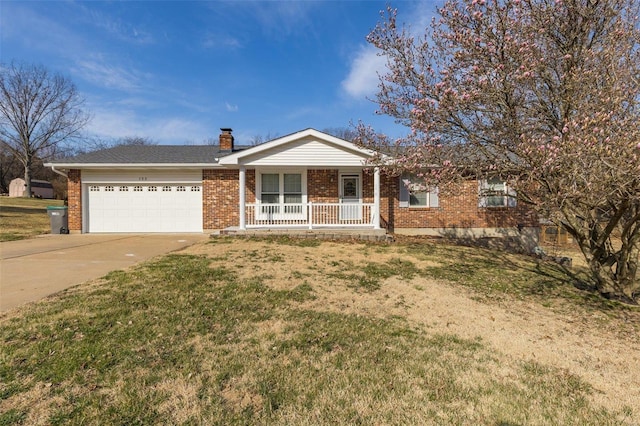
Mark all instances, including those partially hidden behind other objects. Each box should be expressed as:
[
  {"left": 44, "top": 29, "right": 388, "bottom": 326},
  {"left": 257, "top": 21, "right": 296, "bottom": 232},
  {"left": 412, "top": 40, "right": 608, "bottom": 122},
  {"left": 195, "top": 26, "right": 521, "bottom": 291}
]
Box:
[{"left": 219, "top": 128, "right": 234, "bottom": 152}]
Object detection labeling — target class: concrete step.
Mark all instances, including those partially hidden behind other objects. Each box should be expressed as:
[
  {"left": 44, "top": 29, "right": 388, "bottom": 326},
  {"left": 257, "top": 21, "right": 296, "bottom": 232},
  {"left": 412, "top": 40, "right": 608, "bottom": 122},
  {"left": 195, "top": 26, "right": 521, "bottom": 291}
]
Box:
[{"left": 216, "top": 227, "right": 394, "bottom": 242}]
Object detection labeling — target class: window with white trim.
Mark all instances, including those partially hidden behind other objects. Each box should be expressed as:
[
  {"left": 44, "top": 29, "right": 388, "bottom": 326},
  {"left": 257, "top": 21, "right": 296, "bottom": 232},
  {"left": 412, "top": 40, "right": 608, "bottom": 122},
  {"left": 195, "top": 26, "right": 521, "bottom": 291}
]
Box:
[
  {"left": 398, "top": 175, "right": 439, "bottom": 208},
  {"left": 479, "top": 177, "right": 517, "bottom": 208},
  {"left": 258, "top": 171, "right": 305, "bottom": 217},
  {"left": 283, "top": 173, "right": 302, "bottom": 213}
]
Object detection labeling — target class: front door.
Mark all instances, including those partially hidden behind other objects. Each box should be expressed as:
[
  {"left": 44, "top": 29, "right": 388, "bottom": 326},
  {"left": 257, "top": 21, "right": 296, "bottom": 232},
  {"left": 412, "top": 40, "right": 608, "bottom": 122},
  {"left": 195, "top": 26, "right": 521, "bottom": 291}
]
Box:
[{"left": 340, "top": 174, "right": 361, "bottom": 221}]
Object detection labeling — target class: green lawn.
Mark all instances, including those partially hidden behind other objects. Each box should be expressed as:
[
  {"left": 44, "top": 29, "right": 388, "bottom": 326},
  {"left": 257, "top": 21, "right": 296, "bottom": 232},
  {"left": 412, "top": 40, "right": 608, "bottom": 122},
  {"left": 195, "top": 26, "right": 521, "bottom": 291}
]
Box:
[
  {"left": 1, "top": 237, "right": 638, "bottom": 425},
  {"left": 0, "top": 197, "right": 65, "bottom": 241}
]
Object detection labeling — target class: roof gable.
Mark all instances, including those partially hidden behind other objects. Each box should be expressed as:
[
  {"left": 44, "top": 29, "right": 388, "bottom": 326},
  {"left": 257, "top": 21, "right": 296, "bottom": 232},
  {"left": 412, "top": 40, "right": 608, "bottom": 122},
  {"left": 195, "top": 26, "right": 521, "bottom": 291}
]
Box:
[{"left": 219, "top": 129, "right": 376, "bottom": 166}]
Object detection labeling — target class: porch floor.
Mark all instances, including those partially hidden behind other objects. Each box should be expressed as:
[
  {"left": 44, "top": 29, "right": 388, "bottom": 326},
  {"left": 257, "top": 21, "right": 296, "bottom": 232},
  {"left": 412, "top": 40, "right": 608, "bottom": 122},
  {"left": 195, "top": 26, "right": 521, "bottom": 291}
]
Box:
[{"left": 217, "top": 227, "right": 394, "bottom": 242}]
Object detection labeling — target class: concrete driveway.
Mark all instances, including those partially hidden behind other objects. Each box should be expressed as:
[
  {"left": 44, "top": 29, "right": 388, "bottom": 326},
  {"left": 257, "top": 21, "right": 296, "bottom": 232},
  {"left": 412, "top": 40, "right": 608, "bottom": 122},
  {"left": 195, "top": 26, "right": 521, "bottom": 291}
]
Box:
[{"left": 0, "top": 233, "right": 209, "bottom": 313}]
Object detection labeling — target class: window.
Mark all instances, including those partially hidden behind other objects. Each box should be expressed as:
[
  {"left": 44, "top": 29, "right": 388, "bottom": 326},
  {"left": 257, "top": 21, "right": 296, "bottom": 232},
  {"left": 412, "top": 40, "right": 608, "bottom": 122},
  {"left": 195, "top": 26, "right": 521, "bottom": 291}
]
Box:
[
  {"left": 162, "top": 186, "right": 171, "bottom": 192},
  {"left": 119, "top": 186, "right": 128, "bottom": 192},
  {"left": 89, "top": 185, "right": 100, "bottom": 191},
  {"left": 399, "top": 175, "right": 439, "bottom": 208},
  {"left": 284, "top": 174, "right": 302, "bottom": 213},
  {"left": 105, "top": 186, "right": 114, "bottom": 192},
  {"left": 176, "top": 186, "right": 186, "bottom": 192},
  {"left": 258, "top": 171, "right": 305, "bottom": 217},
  {"left": 479, "top": 177, "right": 516, "bottom": 208},
  {"left": 148, "top": 186, "right": 157, "bottom": 192},
  {"left": 191, "top": 186, "right": 200, "bottom": 192},
  {"left": 133, "top": 186, "right": 143, "bottom": 192}
]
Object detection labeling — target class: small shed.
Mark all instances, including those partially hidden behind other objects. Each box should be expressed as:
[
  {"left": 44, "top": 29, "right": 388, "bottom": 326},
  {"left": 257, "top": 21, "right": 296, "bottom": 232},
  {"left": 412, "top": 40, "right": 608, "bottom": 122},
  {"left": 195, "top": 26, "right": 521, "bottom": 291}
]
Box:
[{"left": 9, "top": 178, "right": 55, "bottom": 199}]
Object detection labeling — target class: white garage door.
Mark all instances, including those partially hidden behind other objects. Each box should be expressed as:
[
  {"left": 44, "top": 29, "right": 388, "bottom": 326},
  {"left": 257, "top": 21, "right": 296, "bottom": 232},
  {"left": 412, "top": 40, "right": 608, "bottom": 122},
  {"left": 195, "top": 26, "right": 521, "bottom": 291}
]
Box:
[{"left": 87, "top": 183, "right": 203, "bottom": 233}]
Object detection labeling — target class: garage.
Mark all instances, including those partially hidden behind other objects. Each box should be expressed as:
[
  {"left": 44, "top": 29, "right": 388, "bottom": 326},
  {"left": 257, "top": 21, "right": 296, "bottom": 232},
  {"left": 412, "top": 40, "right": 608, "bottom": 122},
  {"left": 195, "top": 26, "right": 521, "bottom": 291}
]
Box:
[{"left": 83, "top": 170, "right": 203, "bottom": 233}]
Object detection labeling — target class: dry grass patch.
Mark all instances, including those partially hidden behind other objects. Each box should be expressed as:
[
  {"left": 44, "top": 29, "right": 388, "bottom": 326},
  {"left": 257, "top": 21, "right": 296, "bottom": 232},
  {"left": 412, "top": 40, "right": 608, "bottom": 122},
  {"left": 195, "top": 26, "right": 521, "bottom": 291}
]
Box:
[
  {"left": 0, "top": 197, "right": 64, "bottom": 241},
  {"left": 1, "top": 236, "right": 638, "bottom": 425}
]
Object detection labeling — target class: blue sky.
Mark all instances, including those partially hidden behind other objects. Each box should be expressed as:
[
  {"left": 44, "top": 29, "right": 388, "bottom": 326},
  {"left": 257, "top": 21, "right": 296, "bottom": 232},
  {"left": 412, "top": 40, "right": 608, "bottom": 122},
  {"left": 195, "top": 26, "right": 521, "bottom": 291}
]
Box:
[{"left": 1, "top": 1, "right": 437, "bottom": 146}]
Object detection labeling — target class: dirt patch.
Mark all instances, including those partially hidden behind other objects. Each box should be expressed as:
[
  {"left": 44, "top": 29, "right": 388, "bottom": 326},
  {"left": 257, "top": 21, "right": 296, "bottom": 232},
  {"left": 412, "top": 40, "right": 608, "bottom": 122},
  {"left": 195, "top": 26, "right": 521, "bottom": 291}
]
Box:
[{"left": 182, "top": 237, "right": 640, "bottom": 416}]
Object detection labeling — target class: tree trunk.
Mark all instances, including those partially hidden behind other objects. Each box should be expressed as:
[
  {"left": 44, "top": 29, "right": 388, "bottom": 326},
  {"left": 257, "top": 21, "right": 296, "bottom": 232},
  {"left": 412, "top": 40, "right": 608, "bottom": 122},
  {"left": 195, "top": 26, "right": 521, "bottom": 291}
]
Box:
[
  {"left": 24, "top": 158, "right": 31, "bottom": 198},
  {"left": 587, "top": 245, "right": 639, "bottom": 304}
]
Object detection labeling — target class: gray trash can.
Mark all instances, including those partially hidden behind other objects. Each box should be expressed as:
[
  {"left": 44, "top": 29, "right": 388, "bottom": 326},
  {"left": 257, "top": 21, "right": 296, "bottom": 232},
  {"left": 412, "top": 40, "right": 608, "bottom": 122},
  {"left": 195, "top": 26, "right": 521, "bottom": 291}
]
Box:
[{"left": 47, "top": 206, "right": 69, "bottom": 234}]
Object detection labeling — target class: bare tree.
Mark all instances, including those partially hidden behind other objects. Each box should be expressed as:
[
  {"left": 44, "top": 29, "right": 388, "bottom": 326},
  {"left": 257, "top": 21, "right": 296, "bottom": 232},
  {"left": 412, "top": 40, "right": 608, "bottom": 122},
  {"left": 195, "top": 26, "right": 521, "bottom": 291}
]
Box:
[
  {"left": 249, "top": 132, "right": 279, "bottom": 146},
  {"left": 116, "top": 136, "right": 156, "bottom": 146},
  {"left": 0, "top": 63, "right": 89, "bottom": 197},
  {"left": 322, "top": 127, "right": 358, "bottom": 142},
  {"left": 357, "top": 0, "right": 640, "bottom": 302}
]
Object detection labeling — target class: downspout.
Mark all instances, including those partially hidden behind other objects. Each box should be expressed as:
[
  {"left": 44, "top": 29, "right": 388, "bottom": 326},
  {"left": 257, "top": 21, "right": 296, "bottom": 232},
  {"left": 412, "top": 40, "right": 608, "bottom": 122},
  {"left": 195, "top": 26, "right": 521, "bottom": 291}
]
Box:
[{"left": 50, "top": 165, "right": 68, "bottom": 178}]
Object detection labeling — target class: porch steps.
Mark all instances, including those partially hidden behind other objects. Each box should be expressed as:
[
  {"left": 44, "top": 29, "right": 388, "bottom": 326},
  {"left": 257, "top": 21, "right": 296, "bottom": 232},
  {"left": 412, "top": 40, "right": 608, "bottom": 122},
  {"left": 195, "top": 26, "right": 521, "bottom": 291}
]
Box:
[{"left": 215, "top": 228, "right": 394, "bottom": 243}]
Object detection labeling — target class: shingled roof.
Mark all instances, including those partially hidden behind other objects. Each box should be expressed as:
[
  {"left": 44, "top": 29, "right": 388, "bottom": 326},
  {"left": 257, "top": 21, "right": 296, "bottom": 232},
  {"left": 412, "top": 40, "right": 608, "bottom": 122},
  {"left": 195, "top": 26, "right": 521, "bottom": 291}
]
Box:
[{"left": 50, "top": 144, "right": 253, "bottom": 164}]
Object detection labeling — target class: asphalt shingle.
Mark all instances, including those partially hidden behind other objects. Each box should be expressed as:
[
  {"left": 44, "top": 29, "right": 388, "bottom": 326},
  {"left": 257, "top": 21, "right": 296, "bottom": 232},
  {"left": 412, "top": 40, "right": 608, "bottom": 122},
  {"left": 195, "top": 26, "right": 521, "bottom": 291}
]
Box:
[{"left": 52, "top": 145, "right": 238, "bottom": 164}]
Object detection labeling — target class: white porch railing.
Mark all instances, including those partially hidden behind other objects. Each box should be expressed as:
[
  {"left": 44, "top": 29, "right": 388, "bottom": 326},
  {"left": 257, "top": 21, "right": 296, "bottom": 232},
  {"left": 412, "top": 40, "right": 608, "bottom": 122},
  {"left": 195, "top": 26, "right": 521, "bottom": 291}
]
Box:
[{"left": 245, "top": 203, "right": 376, "bottom": 228}]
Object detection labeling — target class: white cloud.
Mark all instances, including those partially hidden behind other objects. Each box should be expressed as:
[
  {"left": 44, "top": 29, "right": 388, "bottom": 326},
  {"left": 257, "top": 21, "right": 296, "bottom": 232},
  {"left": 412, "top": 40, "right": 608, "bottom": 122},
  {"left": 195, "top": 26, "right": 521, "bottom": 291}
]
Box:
[
  {"left": 248, "top": 2, "right": 317, "bottom": 37},
  {"left": 71, "top": 57, "right": 149, "bottom": 92},
  {"left": 341, "top": 45, "right": 388, "bottom": 99},
  {"left": 87, "top": 107, "right": 210, "bottom": 144},
  {"left": 225, "top": 102, "right": 239, "bottom": 112},
  {"left": 80, "top": 5, "right": 155, "bottom": 45},
  {"left": 0, "top": 3, "right": 84, "bottom": 58},
  {"left": 340, "top": 1, "right": 438, "bottom": 101}
]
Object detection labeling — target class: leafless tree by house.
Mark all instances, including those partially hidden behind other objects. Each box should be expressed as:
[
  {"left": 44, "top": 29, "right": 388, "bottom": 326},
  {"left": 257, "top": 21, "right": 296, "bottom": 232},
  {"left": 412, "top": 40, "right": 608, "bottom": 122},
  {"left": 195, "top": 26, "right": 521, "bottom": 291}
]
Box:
[
  {"left": 322, "top": 127, "right": 358, "bottom": 142},
  {"left": 0, "top": 63, "right": 89, "bottom": 197},
  {"left": 249, "top": 132, "right": 280, "bottom": 146}
]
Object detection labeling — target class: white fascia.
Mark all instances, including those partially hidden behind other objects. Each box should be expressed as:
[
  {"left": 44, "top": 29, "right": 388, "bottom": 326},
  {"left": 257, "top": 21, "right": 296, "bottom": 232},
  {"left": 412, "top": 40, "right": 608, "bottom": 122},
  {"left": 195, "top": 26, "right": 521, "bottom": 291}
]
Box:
[
  {"left": 219, "top": 128, "right": 381, "bottom": 165},
  {"left": 43, "top": 163, "right": 222, "bottom": 169}
]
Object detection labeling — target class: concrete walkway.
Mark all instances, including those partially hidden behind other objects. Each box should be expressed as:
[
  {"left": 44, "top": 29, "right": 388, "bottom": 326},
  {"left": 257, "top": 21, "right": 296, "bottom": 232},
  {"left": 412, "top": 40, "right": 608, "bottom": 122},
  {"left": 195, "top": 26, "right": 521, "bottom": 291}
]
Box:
[{"left": 0, "top": 233, "right": 208, "bottom": 313}]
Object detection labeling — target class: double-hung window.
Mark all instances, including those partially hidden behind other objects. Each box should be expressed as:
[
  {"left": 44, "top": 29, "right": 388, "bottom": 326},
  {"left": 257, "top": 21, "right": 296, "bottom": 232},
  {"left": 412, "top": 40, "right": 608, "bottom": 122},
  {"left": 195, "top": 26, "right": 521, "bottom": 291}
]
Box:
[
  {"left": 259, "top": 172, "right": 305, "bottom": 218},
  {"left": 261, "top": 173, "right": 280, "bottom": 214},
  {"left": 479, "top": 177, "right": 517, "bottom": 208},
  {"left": 283, "top": 173, "right": 302, "bottom": 213},
  {"left": 399, "top": 175, "right": 439, "bottom": 208}
]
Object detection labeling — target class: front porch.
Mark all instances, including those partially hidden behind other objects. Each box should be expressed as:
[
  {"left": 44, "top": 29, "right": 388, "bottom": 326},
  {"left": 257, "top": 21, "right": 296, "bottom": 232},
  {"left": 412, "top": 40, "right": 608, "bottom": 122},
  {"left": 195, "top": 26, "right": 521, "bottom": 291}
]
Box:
[
  {"left": 212, "top": 128, "right": 388, "bottom": 233},
  {"left": 235, "top": 167, "right": 382, "bottom": 231}
]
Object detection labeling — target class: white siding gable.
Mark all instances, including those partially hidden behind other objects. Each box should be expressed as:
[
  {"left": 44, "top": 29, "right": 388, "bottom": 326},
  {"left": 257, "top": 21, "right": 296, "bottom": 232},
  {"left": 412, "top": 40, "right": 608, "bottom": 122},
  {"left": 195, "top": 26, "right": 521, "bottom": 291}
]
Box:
[{"left": 240, "top": 137, "right": 368, "bottom": 167}]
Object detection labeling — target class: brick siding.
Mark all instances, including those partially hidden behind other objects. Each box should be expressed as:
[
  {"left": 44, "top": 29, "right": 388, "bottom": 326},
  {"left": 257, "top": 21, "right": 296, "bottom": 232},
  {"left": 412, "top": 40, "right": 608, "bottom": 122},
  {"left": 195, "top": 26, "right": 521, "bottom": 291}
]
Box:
[
  {"left": 69, "top": 167, "right": 537, "bottom": 233},
  {"left": 378, "top": 174, "right": 538, "bottom": 231},
  {"left": 307, "top": 169, "right": 338, "bottom": 202},
  {"left": 202, "top": 169, "right": 257, "bottom": 229},
  {"left": 67, "top": 169, "right": 82, "bottom": 231}
]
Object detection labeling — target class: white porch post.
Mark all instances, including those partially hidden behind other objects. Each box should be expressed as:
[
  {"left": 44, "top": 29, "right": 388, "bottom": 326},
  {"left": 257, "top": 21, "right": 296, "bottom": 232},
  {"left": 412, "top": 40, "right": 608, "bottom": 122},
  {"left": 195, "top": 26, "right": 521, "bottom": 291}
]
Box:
[
  {"left": 239, "top": 166, "right": 246, "bottom": 230},
  {"left": 373, "top": 167, "right": 381, "bottom": 229}
]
